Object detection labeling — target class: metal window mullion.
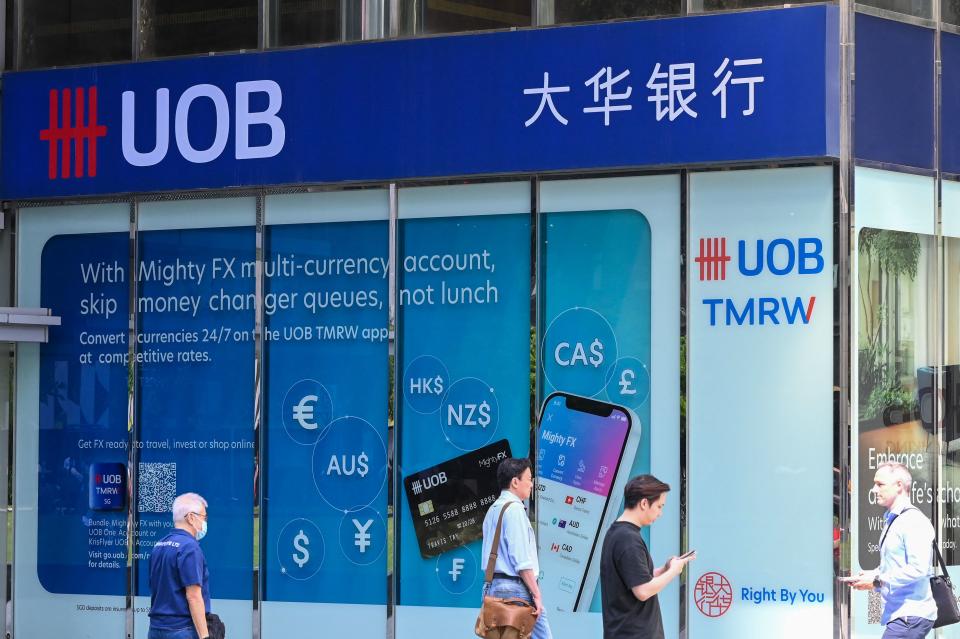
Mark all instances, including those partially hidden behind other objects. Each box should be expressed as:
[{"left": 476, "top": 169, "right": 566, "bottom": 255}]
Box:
[
  {"left": 679, "top": 168, "right": 689, "bottom": 639},
  {"left": 6, "top": 207, "right": 17, "bottom": 638},
  {"left": 11, "top": 0, "right": 20, "bottom": 70},
  {"left": 530, "top": 177, "right": 539, "bottom": 525},
  {"left": 386, "top": 182, "right": 398, "bottom": 639},
  {"left": 253, "top": 193, "right": 265, "bottom": 639},
  {"left": 132, "top": 0, "right": 140, "bottom": 61},
  {"left": 362, "top": 0, "right": 386, "bottom": 40},
  {"left": 838, "top": 0, "right": 855, "bottom": 631},
  {"left": 125, "top": 200, "right": 141, "bottom": 639}
]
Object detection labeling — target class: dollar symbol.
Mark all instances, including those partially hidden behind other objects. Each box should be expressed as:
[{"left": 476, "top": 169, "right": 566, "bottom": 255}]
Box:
[
  {"left": 477, "top": 401, "right": 491, "bottom": 428},
  {"left": 434, "top": 375, "right": 445, "bottom": 396},
  {"left": 357, "top": 452, "right": 369, "bottom": 478},
  {"left": 292, "top": 529, "right": 310, "bottom": 568},
  {"left": 589, "top": 339, "right": 604, "bottom": 368}
]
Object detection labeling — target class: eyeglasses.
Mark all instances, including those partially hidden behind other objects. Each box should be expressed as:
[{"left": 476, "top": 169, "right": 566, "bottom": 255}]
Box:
[{"left": 189, "top": 511, "right": 208, "bottom": 521}]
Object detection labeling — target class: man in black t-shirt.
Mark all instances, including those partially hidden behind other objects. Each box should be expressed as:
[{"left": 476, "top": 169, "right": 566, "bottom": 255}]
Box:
[{"left": 600, "top": 475, "right": 695, "bottom": 639}]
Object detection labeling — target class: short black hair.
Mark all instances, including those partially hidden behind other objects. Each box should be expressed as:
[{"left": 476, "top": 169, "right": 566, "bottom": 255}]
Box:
[
  {"left": 497, "top": 457, "right": 532, "bottom": 490},
  {"left": 623, "top": 475, "right": 670, "bottom": 509}
]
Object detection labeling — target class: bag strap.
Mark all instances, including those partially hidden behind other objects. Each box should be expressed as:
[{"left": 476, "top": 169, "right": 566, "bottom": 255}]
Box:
[
  {"left": 484, "top": 501, "right": 516, "bottom": 585},
  {"left": 933, "top": 539, "right": 950, "bottom": 577},
  {"left": 879, "top": 506, "right": 919, "bottom": 550}
]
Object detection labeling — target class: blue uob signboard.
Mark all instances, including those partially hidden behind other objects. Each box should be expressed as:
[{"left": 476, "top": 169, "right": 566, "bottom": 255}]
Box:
[{"left": 1, "top": 5, "right": 838, "bottom": 200}]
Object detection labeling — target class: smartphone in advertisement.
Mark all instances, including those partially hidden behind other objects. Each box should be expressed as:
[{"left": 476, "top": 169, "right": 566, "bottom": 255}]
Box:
[{"left": 536, "top": 392, "right": 641, "bottom": 613}]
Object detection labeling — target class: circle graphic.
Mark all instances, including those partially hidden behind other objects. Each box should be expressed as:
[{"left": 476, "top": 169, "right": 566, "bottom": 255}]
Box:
[
  {"left": 542, "top": 307, "right": 619, "bottom": 397},
  {"left": 694, "top": 572, "right": 733, "bottom": 617},
  {"left": 277, "top": 518, "right": 325, "bottom": 581},
  {"left": 604, "top": 357, "right": 651, "bottom": 409},
  {"left": 402, "top": 355, "right": 450, "bottom": 414},
  {"left": 436, "top": 545, "right": 478, "bottom": 595},
  {"left": 282, "top": 379, "right": 333, "bottom": 446},
  {"left": 439, "top": 377, "right": 500, "bottom": 451},
  {"left": 338, "top": 507, "right": 387, "bottom": 566},
  {"left": 312, "top": 416, "right": 387, "bottom": 513}
]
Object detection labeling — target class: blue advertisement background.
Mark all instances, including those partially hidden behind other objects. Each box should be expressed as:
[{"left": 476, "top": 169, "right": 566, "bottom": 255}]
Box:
[
  {"left": 38, "top": 228, "right": 257, "bottom": 599},
  {"left": 2, "top": 6, "right": 837, "bottom": 200},
  {"left": 133, "top": 227, "right": 255, "bottom": 600},
  {"left": 38, "top": 233, "right": 129, "bottom": 594},
  {"left": 540, "top": 209, "right": 652, "bottom": 613},
  {"left": 262, "top": 220, "right": 389, "bottom": 604},
  {"left": 397, "top": 213, "right": 531, "bottom": 607}
]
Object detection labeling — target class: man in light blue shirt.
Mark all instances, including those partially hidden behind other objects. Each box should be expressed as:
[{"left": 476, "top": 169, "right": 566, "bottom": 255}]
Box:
[
  {"left": 481, "top": 457, "right": 552, "bottom": 639},
  {"left": 848, "top": 461, "right": 936, "bottom": 638}
]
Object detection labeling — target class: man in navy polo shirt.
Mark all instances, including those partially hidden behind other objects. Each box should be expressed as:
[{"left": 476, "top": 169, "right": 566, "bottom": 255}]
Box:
[{"left": 149, "top": 492, "right": 211, "bottom": 639}]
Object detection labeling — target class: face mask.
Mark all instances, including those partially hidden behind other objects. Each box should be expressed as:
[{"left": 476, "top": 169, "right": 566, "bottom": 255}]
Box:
[{"left": 195, "top": 517, "right": 208, "bottom": 541}]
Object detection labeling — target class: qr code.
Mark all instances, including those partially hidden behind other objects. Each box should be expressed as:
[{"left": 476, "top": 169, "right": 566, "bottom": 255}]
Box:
[
  {"left": 867, "top": 591, "right": 882, "bottom": 624},
  {"left": 138, "top": 462, "right": 176, "bottom": 513}
]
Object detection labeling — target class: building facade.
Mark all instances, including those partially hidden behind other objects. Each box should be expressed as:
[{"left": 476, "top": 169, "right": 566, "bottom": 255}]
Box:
[{"left": 0, "top": 0, "right": 956, "bottom": 637}]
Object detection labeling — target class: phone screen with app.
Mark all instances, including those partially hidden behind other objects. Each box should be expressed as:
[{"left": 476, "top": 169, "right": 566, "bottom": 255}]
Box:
[{"left": 536, "top": 393, "right": 632, "bottom": 612}]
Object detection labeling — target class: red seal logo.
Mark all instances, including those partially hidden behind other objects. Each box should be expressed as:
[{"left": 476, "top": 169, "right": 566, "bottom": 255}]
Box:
[{"left": 694, "top": 572, "right": 733, "bottom": 617}]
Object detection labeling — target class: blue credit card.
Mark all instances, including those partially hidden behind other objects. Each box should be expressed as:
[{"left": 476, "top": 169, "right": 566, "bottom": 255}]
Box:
[{"left": 88, "top": 463, "right": 126, "bottom": 511}]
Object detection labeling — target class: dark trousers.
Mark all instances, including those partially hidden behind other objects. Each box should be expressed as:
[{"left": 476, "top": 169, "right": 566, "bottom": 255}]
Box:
[{"left": 882, "top": 616, "right": 935, "bottom": 639}]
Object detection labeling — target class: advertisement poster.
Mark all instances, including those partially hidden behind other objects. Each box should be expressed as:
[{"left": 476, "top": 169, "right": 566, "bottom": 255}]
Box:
[
  {"left": 687, "top": 166, "right": 834, "bottom": 637},
  {"left": 133, "top": 224, "right": 256, "bottom": 609},
  {"left": 26, "top": 199, "right": 260, "bottom": 638},
  {"left": 536, "top": 176, "right": 682, "bottom": 638},
  {"left": 260, "top": 192, "right": 389, "bottom": 638},
  {"left": 38, "top": 231, "right": 130, "bottom": 597},
  {"left": 395, "top": 183, "right": 532, "bottom": 636},
  {"left": 851, "top": 167, "right": 938, "bottom": 637},
  {"left": 18, "top": 205, "right": 132, "bottom": 639},
  {"left": 537, "top": 206, "right": 651, "bottom": 612}
]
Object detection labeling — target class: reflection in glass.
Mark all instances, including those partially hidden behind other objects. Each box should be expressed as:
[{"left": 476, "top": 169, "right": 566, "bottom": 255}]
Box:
[
  {"left": 403, "top": 0, "right": 531, "bottom": 35},
  {"left": 942, "top": 238, "right": 960, "bottom": 564},
  {"left": 856, "top": 229, "right": 934, "bottom": 574},
  {"left": 855, "top": 0, "right": 933, "bottom": 19},
  {"left": 700, "top": 0, "right": 820, "bottom": 10},
  {"left": 551, "top": 0, "right": 680, "bottom": 21},
  {"left": 140, "top": 0, "right": 258, "bottom": 59},
  {"left": 273, "top": 0, "right": 340, "bottom": 47},
  {"left": 946, "top": 0, "right": 960, "bottom": 25},
  {"left": 21, "top": 0, "right": 131, "bottom": 69}
]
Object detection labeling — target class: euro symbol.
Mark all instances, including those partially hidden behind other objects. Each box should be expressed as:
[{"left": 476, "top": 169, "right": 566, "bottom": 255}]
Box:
[{"left": 293, "top": 395, "right": 319, "bottom": 430}]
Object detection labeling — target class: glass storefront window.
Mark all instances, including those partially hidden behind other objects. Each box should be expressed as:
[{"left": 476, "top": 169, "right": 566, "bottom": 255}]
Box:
[
  {"left": 851, "top": 167, "right": 938, "bottom": 636},
  {"left": 548, "top": 0, "right": 680, "bottom": 21},
  {"left": 20, "top": 0, "right": 131, "bottom": 69},
  {"left": 139, "top": 0, "right": 258, "bottom": 59},
  {"left": 857, "top": 0, "right": 933, "bottom": 20},
  {"left": 401, "top": 0, "right": 531, "bottom": 35},
  {"left": 261, "top": 191, "right": 390, "bottom": 638},
  {"left": 271, "top": 0, "right": 341, "bottom": 47},
  {"left": 697, "top": 0, "right": 820, "bottom": 11},
  {"left": 131, "top": 198, "right": 257, "bottom": 639},
  {"left": 946, "top": 0, "right": 960, "bottom": 25},
  {"left": 14, "top": 203, "right": 132, "bottom": 638}
]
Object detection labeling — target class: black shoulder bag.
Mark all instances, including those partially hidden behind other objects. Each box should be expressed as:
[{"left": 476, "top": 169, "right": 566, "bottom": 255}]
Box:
[
  {"left": 205, "top": 612, "right": 226, "bottom": 639},
  {"left": 931, "top": 540, "right": 960, "bottom": 628}
]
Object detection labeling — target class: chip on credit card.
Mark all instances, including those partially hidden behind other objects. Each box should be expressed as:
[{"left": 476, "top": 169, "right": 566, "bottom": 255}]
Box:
[{"left": 404, "top": 439, "right": 512, "bottom": 558}]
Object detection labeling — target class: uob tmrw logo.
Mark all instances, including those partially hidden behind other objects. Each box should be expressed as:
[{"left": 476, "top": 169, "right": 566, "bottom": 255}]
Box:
[
  {"left": 696, "top": 236, "right": 823, "bottom": 327},
  {"left": 38, "top": 80, "right": 286, "bottom": 180}
]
